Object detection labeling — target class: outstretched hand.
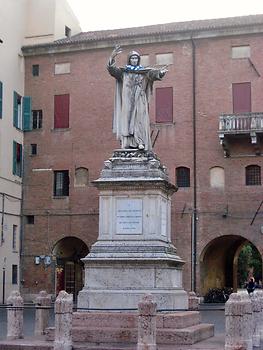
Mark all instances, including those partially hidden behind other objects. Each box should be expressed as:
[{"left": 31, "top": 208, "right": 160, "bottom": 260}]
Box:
[
  {"left": 160, "top": 65, "right": 168, "bottom": 75},
  {"left": 111, "top": 45, "right": 122, "bottom": 59}
]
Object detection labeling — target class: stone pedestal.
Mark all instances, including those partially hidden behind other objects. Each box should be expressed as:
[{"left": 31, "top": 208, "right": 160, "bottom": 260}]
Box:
[
  {"left": 7, "top": 291, "right": 24, "bottom": 340},
  {"left": 34, "top": 290, "right": 51, "bottom": 336},
  {"left": 54, "top": 291, "right": 73, "bottom": 350},
  {"left": 137, "top": 294, "right": 157, "bottom": 350},
  {"left": 78, "top": 149, "right": 188, "bottom": 310}
]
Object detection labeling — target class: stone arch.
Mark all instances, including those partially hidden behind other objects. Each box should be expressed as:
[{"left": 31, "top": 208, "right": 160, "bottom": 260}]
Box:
[
  {"left": 52, "top": 236, "right": 89, "bottom": 301},
  {"left": 199, "top": 235, "right": 262, "bottom": 295}
]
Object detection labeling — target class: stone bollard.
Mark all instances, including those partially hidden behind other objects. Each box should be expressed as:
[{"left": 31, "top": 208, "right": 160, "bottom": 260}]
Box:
[
  {"left": 251, "top": 291, "right": 261, "bottom": 348},
  {"left": 35, "top": 290, "right": 51, "bottom": 336},
  {"left": 137, "top": 294, "right": 157, "bottom": 350},
  {"left": 54, "top": 291, "right": 73, "bottom": 350},
  {"left": 7, "top": 291, "right": 24, "bottom": 340},
  {"left": 225, "top": 292, "right": 253, "bottom": 350},
  {"left": 255, "top": 290, "right": 263, "bottom": 348},
  {"left": 188, "top": 291, "right": 199, "bottom": 310}
]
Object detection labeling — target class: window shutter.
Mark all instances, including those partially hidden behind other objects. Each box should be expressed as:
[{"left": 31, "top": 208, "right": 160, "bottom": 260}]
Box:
[
  {"left": 232, "top": 82, "right": 251, "bottom": 113},
  {"left": 13, "top": 92, "right": 18, "bottom": 127},
  {"left": 0, "top": 81, "right": 3, "bottom": 118},
  {"left": 18, "top": 144, "right": 22, "bottom": 177},
  {"left": 22, "top": 96, "right": 32, "bottom": 131},
  {"left": 156, "top": 87, "right": 173, "bottom": 123},
  {"left": 54, "top": 94, "right": 69, "bottom": 128},
  {"left": 12, "top": 141, "right": 17, "bottom": 175}
]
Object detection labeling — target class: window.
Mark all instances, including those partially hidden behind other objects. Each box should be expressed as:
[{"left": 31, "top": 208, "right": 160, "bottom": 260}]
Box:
[
  {"left": 65, "top": 26, "right": 71, "bottom": 38},
  {"left": 32, "top": 110, "right": 43, "bottom": 129},
  {"left": 31, "top": 144, "right": 37, "bottom": 155},
  {"left": 54, "top": 170, "right": 69, "bottom": 196},
  {"left": 12, "top": 225, "right": 17, "bottom": 251},
  {"left": 232, "top": 46, "right": 250, "bottom": 59},
  {"left": 140, "top": 55, "right": 149, "bottom": 66},
  {"left": 55, "top": 63, "right": 71, "bottom": 75},
  {"left": 156, "top": 53, "right": 173, "bottom": 65},
  {"left": 13, "top": 92, "right": 22, "bottom": 129},
  {"left": 156, "top": 87, "right": 173, "bottom": 123},
  {"left": 232, "top": 82, "right": 251, "bottom": 113},
  {"left": 54, "top": 94, "right": 70, "bottom": 129},
  {"left": 210, "top": 167, "right": 225, "bottom": 189},
  {"left": 246, "top": 165, "right": 261, "bottom": 186},
  {"left": 176, "top": 167, "right": 190, "bottom": 188},
  {"left": 12, "top": 265, "right": 18, "bottom": 284},
  {"left": 13, "top": 141, "right": 22, "bottom": 177},
  {"left": 26, "top": 215, "right": 35, "bottom": 224},
  {"left": 13, "top": 92, "right": 32, "bottom": 130},
  {"left": 74, "top": 167, "right": 89, "bottom": 187},
  {"left": 0, "top": 81, "right": 2, "bottom": 118},
  {"left": 32, "top": 64, "right": 39, "bottom": 76}
]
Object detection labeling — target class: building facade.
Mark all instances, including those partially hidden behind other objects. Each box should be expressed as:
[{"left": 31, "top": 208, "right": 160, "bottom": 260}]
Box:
[
  {"left": 21, "top": 15, "right": 263, "bottom": 301},
  {"left": 0, "top": 0, "right": 80, "bottom": 303}
]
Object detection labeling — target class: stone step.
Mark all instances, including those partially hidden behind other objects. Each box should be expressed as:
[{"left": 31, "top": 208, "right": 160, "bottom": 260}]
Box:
[
  {"left": 72, "top": 311, "right": 201, "bottom": 329},
  {"left": 0, "top": 340, "right": 52, "bottom": 350},
  {"left": 45, "top": 322, "right": 214, "bottom": 345}
]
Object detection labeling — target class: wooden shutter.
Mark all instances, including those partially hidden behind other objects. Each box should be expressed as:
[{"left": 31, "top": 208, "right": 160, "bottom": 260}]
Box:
[
  {"left": 13, "top": 91, "right": 18, "bottom": 127},
  {"left": 54, "top": 94, "right": 69, "bottom": 128},
  {"left": 232, "top": 82, "right": 251, "bottom": 113},
  {"left": 156, "top": 87, "right": 173, "bottom": 123},
  {"left": 22, "top": 96, "right": 32, "bottom": 131},
  {"left": 0, "top": 81, "right": 2, "bottom": 118},
  {"left": 12, "top": 141, "right": 17, "bottom": 175}
]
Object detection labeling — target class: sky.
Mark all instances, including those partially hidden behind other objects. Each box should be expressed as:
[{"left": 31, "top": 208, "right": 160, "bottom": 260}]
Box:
[{"left": 67, "top": 0, "right": 263, "bottom": 32}]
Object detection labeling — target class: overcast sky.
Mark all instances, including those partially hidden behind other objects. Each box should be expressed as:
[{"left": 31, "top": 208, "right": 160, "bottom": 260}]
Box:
[{"left": 67, "top": 0, "right": 263, "bottom": 32}]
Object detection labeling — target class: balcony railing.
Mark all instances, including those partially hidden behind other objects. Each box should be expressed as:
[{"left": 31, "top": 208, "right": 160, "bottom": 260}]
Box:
[{"left": 219, "top": 113, "right": 263, "bottom": 133}]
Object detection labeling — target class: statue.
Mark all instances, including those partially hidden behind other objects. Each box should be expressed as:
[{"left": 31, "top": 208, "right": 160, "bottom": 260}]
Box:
[{"left": 107, "top": 45, "right": 168, "bottom": 151}]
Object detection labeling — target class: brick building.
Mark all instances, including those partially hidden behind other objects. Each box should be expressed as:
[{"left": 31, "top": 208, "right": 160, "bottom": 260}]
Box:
[{"left": 21, "top": 14, "right": 263, "bottom": 301}]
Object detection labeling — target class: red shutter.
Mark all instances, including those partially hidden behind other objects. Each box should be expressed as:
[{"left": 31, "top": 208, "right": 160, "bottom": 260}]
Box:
[
  {"left": 54, "top": 94, "right": 69, "bottom": 128},
  {"left": 156, "top": 87, "right": 173, "bottom": 123},
  {"left": 232, "top": 83, "right": 251, "bottom": 113}
]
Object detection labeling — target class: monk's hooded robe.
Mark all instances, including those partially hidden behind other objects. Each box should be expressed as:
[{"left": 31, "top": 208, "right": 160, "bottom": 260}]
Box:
[{"left": 107, "top": 51, "right": 165, "bottom": 151}]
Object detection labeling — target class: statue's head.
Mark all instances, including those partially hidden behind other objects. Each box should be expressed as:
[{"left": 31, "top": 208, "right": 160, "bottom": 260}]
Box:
[{"left": 127, "top": 50, "right": 140, "bottom": 66}]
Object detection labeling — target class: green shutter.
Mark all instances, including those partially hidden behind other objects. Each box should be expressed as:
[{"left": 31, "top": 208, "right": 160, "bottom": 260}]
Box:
[
  {"left": 18, "top": 144, "right": 23, "bottom": 177},
  {"left": 13, "top": 91, "right": 18, "bottom": 127},
  {"left": 12, "top": 141, "right": 17, "bottom": 175},
  {"left": 22, "top": 96, "right": 32, "bottom": 131},
  {"left": 0, "top": 81, "right": 3, "bottom": 118}
]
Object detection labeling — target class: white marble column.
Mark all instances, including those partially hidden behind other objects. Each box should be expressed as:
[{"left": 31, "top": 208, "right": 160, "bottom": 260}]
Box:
[
  {"left": 225, "top": 292, "right": 252, "bottom": 350},
  {"left": 35, "top": 290, "right": 51, "bottom": 336},
  {"left": 54, "top": 291, "right": 73, "bottom": 350},
  {"left": 137, "top": 294, "right": 157, "bottom": 350},
  {"left": 7, "top": 291, "right": 23, "bottom": 340}
]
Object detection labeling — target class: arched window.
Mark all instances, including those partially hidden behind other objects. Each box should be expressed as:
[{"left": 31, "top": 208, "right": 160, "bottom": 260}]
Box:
[
  {"left": 246, "top": 165, "right": 261, "bottom": 186},
  {"left": 74, "top": 167, "right": 89, "bottom": 187},
  {"left": 210, "top": 167, "right": 225, "bottom": 189},
  {"left": 176, "top": 167, "right": 190, "bottom": 188}
]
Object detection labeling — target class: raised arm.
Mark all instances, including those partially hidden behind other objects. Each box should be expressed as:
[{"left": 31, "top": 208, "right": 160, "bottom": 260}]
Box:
[{"left": 107, "top": 45, "right": 123, "bottom": 80}]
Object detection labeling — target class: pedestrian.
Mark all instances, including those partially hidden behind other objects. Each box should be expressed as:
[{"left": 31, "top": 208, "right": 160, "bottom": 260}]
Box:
[{"left": 246, "top": 277, "right": 255, "bottom": 294}]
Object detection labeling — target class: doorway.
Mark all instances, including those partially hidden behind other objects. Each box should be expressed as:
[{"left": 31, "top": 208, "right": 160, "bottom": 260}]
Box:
[{"left": 53, "top": 236, "right": 89, "bottom": 301}]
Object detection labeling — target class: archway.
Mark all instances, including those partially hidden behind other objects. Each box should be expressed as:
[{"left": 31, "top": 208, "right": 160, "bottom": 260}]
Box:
[
  {"left": 199, "top": 235, "right": 262, "bottom": 295},
  {"left": 52, "top": 236, "right": 89, "bottom": 301}
]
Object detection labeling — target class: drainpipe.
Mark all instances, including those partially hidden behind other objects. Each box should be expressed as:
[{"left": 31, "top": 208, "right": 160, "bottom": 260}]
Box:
[{"left": 191, "top": 37, "right": 197, "bottom": 292}]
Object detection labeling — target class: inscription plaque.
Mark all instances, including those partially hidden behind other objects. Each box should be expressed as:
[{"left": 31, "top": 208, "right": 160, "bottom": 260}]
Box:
[{"left": 116, "top": 198, "right": 143, "bottom": 234}]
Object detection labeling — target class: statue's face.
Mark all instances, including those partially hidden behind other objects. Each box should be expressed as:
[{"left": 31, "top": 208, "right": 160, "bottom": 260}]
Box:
[{"left": 130, "top": 55, "right": 139, "bottom": 66}]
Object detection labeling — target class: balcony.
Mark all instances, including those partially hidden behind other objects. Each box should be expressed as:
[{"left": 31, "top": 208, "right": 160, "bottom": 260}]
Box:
[{"left": 218, "top": 113, "right": 263, "bottom": 157}]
